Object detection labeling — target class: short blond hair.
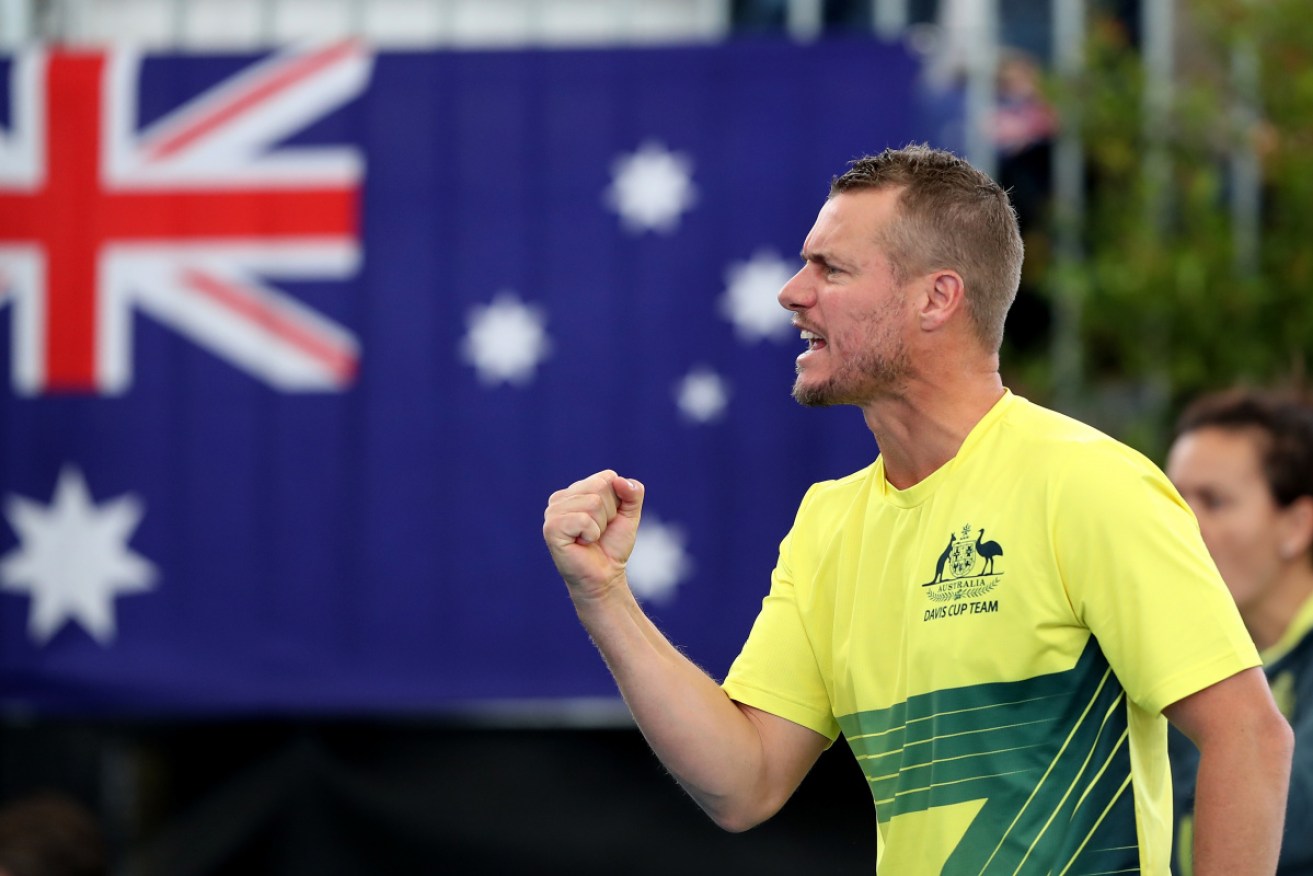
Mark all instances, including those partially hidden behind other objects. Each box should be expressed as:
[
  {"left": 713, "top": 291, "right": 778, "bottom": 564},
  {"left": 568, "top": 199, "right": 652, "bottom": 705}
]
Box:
[{"left": 830, "top": 145, "right": 1023, "bottom": 353}]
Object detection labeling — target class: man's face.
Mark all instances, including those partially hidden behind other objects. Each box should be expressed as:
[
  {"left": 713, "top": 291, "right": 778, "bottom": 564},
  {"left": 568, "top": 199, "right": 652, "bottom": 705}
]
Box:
[
  {"left": 778, "top": 188, "right": 913, "bottom": 408},
  {"left": 1166, "top": 426, "right": 1289, "bottom": 613}
]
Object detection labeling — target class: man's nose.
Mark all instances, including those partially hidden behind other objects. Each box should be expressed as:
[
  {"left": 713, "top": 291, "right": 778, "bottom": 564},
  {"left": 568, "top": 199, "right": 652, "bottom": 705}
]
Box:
[{"left": 777, "top": 266, "right": 812, "bottom": 312}]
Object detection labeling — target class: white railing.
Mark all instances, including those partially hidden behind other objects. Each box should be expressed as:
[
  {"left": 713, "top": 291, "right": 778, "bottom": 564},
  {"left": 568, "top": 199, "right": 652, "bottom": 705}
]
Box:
[{"left": 1, "top": 0, "right": 732, "bottom": 47}]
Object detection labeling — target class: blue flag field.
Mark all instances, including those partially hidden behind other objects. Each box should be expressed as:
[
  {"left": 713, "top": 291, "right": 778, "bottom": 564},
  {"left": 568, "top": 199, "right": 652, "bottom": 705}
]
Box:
[{"left": 0, "top": 39, "right": 926, "bottom": 714}]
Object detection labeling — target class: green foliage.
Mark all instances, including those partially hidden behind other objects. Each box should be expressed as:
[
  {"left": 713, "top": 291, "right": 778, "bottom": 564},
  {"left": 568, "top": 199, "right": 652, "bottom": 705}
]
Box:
[{"left": 1013, "top": 0, "right": 1313, "bottom": 456}]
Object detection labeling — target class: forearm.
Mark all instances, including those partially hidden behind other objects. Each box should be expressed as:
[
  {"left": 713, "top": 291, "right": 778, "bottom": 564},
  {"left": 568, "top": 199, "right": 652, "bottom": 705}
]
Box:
[
  {"left": 543, "top": 473, "right": 820, "bottom": 829},
  {"left": 574, "top": 582, "right": 787, "bottom": 831},
  {"left": 1191, "top": 714, "right": 1293, "bottom": 875}
]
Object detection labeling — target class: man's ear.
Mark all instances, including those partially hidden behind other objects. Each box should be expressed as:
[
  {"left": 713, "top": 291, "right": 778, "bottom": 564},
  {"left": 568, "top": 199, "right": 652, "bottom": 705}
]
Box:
[{"left": 919, "top": 270, "right": 966, "bottom": 332}]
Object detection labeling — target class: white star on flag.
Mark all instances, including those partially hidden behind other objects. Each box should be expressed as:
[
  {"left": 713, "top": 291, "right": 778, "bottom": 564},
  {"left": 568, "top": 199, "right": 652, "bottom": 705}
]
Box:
[
  {"left": 720, "top": 250, "right": 796, "bottom": 343},
  {"left": 460, "top": 291, "right": 552, "bottom": 386},
  {"left": 605, "top": 141, "right": 698, "bottom": 234},
  {"left": 626, "top": 515, "right": 691, "bottom": 604},
  {"left": 0, "top": 466, "right": 157, "bottom": 645},
  {"left": 675, "top": 367, "right": 730, "bottom": 423}
]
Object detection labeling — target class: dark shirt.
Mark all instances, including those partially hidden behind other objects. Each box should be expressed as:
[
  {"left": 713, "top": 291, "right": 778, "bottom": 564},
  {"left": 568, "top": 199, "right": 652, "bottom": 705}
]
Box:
[{"left": 1170, "top": 611, "right": 1313, "bottom": 875}]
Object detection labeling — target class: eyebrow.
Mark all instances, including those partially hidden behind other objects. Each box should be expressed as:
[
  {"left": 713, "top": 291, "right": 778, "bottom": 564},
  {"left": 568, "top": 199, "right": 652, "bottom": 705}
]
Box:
[{"left": 802, "top": 250, "right": 850, "bottom": 271}]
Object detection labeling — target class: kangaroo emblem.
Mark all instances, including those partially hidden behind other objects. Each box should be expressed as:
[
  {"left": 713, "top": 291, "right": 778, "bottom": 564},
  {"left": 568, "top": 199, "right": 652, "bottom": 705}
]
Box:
[
  {"left": 923, "top": 533, "right": 955, "bottom": 586},
  {"left": 922, "top": 524, "right": 1005, "bottom": 606}
]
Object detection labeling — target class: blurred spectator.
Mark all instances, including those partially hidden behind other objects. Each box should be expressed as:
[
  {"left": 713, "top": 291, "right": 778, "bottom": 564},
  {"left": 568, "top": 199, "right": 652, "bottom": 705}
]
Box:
[
  {"left": 0, "top": 793, "right": 106, "bottom": 876},
  {"left": 989, "top": 51, "right": 1057, "bottom": 159},
  {"left": 989, "top": 50, "right": 1056, "bottom": 230},
  {"left": 989, "top": 48, "right": 1057, "bottom": 366},
  {"left": 1166, "top": 389, "right": 1313, "bottom": 875}
]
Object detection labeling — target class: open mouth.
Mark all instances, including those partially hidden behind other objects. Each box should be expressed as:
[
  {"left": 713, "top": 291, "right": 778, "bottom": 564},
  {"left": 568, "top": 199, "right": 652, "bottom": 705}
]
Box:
[{"left": 801, "top": 329, "right": 827, "bottom": 352}]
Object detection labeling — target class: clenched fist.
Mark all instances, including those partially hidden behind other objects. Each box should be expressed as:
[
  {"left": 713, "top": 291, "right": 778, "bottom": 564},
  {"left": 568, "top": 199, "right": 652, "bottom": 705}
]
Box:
[{"left": 543, "top": 470, "right": 645, "bottom": 603}]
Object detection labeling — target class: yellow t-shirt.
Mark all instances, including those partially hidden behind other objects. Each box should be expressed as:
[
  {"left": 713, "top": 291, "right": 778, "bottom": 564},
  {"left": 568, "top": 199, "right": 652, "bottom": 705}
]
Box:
[{"left": 722, "top": 391, "right": 1258, "bottom": 875}]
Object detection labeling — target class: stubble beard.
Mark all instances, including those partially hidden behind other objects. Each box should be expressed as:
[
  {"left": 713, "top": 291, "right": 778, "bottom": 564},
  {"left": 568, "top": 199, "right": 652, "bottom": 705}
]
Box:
[
  {"left": 791, "top": 336, "right": 911, "bottom": 408},
  {"left": 790, "top": 286, "right": 911, "bottom": 408}
]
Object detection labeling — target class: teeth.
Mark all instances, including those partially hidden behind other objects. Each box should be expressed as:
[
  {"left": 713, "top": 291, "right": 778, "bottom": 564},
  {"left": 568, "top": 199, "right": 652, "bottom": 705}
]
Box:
[{"left": 801, "top": 330, "right": 819, "bottom": 340}]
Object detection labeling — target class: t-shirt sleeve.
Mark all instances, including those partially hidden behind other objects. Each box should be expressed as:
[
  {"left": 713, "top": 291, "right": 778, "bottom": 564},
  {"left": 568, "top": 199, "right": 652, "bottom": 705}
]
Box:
[
  {"left": 722, "top": 488, "right": 842, "bottom": 742},
  {"left": 1052, "top": 446, "right": 1260, "bottom": 716}
]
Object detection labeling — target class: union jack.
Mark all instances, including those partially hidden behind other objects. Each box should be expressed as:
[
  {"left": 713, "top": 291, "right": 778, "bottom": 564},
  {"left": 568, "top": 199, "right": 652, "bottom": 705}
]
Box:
[{"left": 0, "top": 43, "right": 373, "bottom": 395}]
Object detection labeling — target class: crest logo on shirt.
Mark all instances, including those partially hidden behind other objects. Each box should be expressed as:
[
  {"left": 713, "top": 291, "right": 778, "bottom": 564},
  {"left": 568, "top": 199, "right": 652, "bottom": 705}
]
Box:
[{"left": 922, "top": 524, "right": 1004, "bottom": 614}]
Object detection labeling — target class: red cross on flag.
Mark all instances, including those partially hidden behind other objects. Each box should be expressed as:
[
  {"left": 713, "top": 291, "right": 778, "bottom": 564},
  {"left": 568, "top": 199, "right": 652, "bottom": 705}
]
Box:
[{"left": 0, "top": 43, "right": 372, "bottom": 395}]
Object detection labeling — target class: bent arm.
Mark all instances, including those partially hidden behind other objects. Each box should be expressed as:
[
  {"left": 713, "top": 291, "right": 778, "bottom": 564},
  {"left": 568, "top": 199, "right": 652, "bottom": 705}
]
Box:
[
  {"left": 576, "top": 583, "right": 829, "bottom": 831},
  {"left": 543, "top": 471, "right": 828, "bottom": 831},
  {"left": 1164, "top": 666, "right": 1293, "bottom": 876}
]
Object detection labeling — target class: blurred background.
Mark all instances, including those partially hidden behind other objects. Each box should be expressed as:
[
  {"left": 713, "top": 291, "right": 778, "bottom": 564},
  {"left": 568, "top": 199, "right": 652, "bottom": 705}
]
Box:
[{"left": 0, "top": 0, "right": 1309, "bottom": 872}]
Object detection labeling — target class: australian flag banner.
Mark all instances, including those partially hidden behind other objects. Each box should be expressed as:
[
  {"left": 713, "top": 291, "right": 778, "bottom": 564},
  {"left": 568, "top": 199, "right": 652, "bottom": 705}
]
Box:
[{"left": 0, "top": 38, "right": 927, "bottom": 715}]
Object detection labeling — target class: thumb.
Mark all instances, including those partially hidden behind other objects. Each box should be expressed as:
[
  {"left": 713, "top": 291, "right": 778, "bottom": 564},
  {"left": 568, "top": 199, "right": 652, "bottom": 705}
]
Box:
[{"left": 612, "top": 476, "right": 644, "bottom": 521}]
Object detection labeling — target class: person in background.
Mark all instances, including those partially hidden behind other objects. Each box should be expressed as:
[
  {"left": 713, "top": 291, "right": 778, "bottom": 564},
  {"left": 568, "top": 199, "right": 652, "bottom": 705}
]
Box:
[
  {"left": 988, "top": 49, "right": 1057, "bottom": 232},
  {"left": 544, "top": 144, "right": 1292, "bottom": 873},
  {"left": 0, "top": 791, "right": 106, "bottom": 876},
  {"left": 1167, "top": 389, "right": 1313, "bottom": 875}
]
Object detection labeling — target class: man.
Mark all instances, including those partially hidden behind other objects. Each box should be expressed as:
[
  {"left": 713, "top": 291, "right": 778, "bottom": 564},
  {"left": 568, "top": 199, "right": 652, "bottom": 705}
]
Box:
[
  {"left": 1166, "top": 390, "right": 1313, "bottom": 874},
  {"left": 542, "top": 145, "right": 1291, "bottom": 873}
]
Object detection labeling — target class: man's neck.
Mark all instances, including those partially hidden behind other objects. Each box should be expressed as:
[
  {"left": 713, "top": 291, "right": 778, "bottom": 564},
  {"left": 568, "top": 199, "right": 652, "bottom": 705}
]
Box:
[{"left": 863, "top": 371, "right": 1005, "bottom": 490}]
